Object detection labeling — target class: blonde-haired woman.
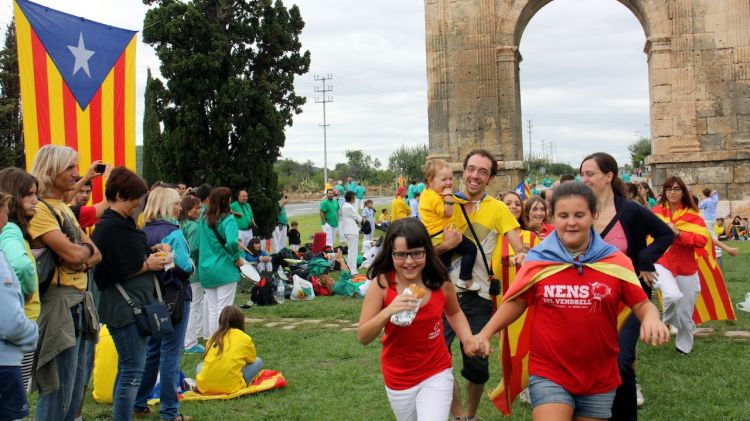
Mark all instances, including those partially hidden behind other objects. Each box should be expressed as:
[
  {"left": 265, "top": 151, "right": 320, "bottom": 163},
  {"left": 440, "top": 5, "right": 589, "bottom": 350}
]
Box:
[
  {"left": 28, "top": 145, "right": 102, "bottom": 421},
  {"left": 134, "top": 187, "right": 194, "bottom": 420}
]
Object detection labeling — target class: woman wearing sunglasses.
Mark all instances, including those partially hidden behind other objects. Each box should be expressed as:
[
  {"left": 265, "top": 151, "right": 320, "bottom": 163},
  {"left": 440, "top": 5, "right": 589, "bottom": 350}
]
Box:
[{"left": 357, "top": 218, "right": 478, "bottom": 421}]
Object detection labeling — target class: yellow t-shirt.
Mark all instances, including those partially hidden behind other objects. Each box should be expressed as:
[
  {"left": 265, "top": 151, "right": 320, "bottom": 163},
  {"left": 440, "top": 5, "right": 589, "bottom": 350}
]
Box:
[
  {"left": 449, "top": 194, "right": 520, "bottom": 300},
  {"left": 391, "top": 197, "right": 411, "bottom": 222},
  {"left": 23, "top": 240, "right": 40, "bottom": 321},
  {"left": 197, "top": 328, "right": 258, "bottom": 395},
  {"left": 714, "top": 223, "right": 725, "bottom": 237},
  {"left": 418, "top": 188, "right": 451, "bottom": 241},
  {"left": 28, "top": 197, "right": 88, "bottom": 291}
]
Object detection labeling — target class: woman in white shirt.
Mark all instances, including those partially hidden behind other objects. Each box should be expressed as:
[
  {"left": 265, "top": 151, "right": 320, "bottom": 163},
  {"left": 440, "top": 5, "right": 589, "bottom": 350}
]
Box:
[{"left": 340, "top": 191, "right": 362, "bottom": 274}]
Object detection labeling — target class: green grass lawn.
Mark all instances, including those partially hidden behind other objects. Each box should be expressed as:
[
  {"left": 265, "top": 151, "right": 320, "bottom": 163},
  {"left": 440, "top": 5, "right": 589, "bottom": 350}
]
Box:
[{"left": 33, "top": 224, "right": 750, "bottom": 420}]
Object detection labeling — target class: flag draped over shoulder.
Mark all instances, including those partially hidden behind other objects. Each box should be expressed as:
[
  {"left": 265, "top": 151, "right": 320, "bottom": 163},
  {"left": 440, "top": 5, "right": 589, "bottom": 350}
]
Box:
[
  {"left": 652, "top": 205, "right": 736, "bottom": 323},
  {"left": 490, "top": 229, "right": 639, "bottom": 415},
  {"left": 14, "top": 0, "right": 137, "bottom": 203}
]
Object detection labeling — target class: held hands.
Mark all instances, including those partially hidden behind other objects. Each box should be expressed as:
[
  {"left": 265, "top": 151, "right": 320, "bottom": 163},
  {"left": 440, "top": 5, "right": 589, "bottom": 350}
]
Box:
[
  {"left": 639, "top": 317, "right": 671, "bottom": 346},
  {"left": 461, "top": 334, "right": 492, "bottom": 358},
  {"left": 511, "top": 252, "right": 527, "bottom": 266}
]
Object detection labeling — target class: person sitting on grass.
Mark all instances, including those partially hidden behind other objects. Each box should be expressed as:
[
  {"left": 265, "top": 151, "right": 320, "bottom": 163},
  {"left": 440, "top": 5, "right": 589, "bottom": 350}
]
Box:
[
  {"left": 729, "top": 216, "right": 747, "bottom": 240},
  {"left": 419, "top": 159, "right": 479, "bottom": 291},
  {"left": 243, "top": 238, "right": 272, "bottom": 274},
  {"left": 196, "top": 305, "right": 262, "bottom": 395},
  {"left": 714, "top": 217, "right": 728, "bottom": 241},
  {"left": 377, "top": 208, "right": 391, "bottom": 231}
]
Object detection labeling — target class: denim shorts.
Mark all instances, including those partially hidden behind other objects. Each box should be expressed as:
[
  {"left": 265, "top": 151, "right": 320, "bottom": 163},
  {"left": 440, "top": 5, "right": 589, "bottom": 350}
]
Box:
[
  {"left": 528, "top": 375, "right": 616, "bottom": 419},
  {"left": 0, "top": 366, "right": 30, "bottom": 420}
]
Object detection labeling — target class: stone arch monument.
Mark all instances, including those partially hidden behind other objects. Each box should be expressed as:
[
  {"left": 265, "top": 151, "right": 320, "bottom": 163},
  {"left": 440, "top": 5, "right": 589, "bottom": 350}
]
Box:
[{"left": 425, "top": 0, "right": 750, "bottom": 212}]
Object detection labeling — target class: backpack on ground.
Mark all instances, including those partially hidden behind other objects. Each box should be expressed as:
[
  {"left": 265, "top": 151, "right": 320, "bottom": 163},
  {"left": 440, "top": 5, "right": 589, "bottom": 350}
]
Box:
[{"left": 250, "top": 277, "right": 277, "bottom": 306}]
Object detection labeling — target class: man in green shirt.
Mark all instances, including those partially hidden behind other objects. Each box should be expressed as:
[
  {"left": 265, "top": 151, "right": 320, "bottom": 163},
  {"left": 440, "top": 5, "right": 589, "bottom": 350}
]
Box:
[
  {"left": 346, "top": 177, "right": 356, "bottom": 193},
  {"left": 230, "top": 189, "right": 255, "bottom": 246},
  {"left": 335, "top": 180, "right": 346, "bottom": 197},
  {"left": 319, "top": 189, "right": 340, "bottom": 248}
]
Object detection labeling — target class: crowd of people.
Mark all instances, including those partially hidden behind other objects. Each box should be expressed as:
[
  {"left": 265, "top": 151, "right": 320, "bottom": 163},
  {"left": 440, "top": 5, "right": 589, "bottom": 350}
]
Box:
[
  {"left": 0, "top": 144, "right": 743, "bottom": 421},
  {"left": 0, "top": 145, "right": 304, "bottom": 421},
  {"left": 356, "top": 149, "right": 739, "bottom": 421}
]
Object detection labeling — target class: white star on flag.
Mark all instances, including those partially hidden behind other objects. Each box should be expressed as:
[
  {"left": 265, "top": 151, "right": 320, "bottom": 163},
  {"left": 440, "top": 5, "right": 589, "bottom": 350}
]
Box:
[{"left": 67, "top": 32, "right": 95, "bottom": 78}]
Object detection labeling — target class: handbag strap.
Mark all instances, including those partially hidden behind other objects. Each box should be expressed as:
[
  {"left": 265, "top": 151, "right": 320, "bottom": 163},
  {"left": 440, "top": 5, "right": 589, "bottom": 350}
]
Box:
[
  {"left": 115, "top": 275, "right": 164, "bottom": 311},
  {"left": 459, "top": 202, "right": 494, "bottom": 279}
]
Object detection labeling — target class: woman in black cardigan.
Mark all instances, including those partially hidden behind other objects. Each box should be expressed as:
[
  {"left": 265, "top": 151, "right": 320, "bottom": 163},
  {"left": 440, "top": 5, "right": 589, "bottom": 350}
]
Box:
[{"left": 580, "top": 153, "right": 674, "bottom": 421}]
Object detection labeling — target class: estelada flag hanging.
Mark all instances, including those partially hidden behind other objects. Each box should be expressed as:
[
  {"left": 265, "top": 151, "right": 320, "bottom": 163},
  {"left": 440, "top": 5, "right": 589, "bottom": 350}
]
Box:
[{"left": 14, "top": 0, "right": 137, "bottom": 203}]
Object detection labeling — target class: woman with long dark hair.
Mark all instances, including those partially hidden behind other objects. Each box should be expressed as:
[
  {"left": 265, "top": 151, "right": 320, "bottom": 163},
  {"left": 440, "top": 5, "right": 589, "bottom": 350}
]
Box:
[
  {"left": 0, "top": 167, "right": 40, "bottom": 390},
  {"left": 579, "top": 152, "right": 673, "bottom": 419},
  {"left": 198, "top": 187, "right": 244, "bottom": 336},
  {"left": 357, "top": 218, "right": 476, "bottom": 421},
  {"left": 180, "top": 195, "right": 208, "bottom": 354},
  {"left": 652, "top": 176, "right": 708, "bottom": 355}
]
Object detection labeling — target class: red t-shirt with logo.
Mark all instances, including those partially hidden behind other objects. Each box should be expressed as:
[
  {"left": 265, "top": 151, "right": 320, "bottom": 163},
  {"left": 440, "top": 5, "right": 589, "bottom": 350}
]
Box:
[
  {"left": 380, "top": 279, "right": 451, "bottom": 390},
  {"left": 522, "top": 266, "right": 647, "bottom": 395}
]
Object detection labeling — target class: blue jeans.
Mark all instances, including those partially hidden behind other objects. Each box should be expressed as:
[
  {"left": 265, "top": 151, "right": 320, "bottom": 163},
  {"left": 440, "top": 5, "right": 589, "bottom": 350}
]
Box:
[
  {"left": 529, "top": 375, "right": 616, "bottom": 419},
  {"left": 109, "top": 322, "right": 148, "bottom": 421},
  {"left": 134, "top": 300, "right": 190, "bottom": 419},
  {"left": 36, "top": 305, "right": 90, "bottom": 421}
]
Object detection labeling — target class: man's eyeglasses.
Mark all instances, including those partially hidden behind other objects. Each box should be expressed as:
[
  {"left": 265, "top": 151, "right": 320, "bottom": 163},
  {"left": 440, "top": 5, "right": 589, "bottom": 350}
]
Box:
[{"left": 392, "top": 250, "right": 427, "bottom": 260}]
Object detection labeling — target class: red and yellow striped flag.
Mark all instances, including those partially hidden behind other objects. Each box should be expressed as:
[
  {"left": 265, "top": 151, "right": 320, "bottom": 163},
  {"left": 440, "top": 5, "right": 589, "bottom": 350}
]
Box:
[
  {"left": 652, "top": 204, "right": 736, "bottom": 324},
  {"left": 14, "top": 0, "right": 137, "bottom": 203}
]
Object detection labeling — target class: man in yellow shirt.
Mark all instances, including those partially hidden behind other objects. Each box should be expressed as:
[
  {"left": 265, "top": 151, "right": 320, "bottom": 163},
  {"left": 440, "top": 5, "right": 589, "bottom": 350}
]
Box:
[{"left": 435, "top": 149, "right": 528, "bottom": 420}]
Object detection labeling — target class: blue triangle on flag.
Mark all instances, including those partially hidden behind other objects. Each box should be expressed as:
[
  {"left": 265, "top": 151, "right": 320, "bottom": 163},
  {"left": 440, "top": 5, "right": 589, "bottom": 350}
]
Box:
[{"left": 16, "top": 0, "right": 137, "bottom": 109}]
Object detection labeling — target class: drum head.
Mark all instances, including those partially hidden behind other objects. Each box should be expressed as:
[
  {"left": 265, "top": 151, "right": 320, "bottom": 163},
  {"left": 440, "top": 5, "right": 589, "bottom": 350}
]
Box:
[{"left": 240, "top": 263, "right": 260, "bottom": 282}]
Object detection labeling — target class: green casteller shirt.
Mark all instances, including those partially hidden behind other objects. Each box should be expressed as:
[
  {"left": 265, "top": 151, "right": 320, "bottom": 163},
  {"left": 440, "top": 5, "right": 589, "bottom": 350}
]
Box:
[
  {"left": 354, "top": 185, "right": 366, "bottom": 199},
  {"left": 335, "top": 184, "right": 345, "bottom": 196},
  {"left": 346, "top": 182, "right": 357, "bottom": 192},
  {"left": 198, "top": 215, "right": 243, "bottom": 288},
  {"left": 278, "top": 205, "right": 288, "bottom": 225},
  {"left": 180, "top": 219, "right": 200, "bottom": 283},
  {"left": 230, "top": 201, "right": 253, "bottom": 230},
  {"left": 320, "top": 199, "right": 340, "bottom": 228}
]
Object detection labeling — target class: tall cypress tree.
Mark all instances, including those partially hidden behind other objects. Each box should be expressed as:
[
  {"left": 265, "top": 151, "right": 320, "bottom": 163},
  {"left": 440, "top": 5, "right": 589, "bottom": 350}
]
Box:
[
  {"left": 142, "top": 68, "right": 163, "bottom": 184},
  {"left": 143, "top": 0, "right": 310, "bottom": 237},
  {"left": 0, "top": 22, "right": 25, "bottom": 169}
]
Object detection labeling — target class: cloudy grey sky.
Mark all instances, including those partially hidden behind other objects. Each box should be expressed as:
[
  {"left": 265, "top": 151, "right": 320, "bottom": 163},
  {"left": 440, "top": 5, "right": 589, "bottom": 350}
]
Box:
[{"left": 1, "top": 0, "right": 650, "bottom": 169}]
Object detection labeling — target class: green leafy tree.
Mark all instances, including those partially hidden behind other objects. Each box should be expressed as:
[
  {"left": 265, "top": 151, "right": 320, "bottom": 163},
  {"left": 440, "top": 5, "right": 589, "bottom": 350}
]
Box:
[
  {"left": 0, "top": 23, "right": 24, "bottom": 168},
  {"left": 388, "top": 144, "right": 428, "bottom": 183},
  {"left": 142, "top": 68, "right": 163, "bottom": 184},
  {"left": 143, "top": 0, "right": 310, "bottom": 237},
  {"left": 628, "top": 136, "right": 651, "bottom": 169}
]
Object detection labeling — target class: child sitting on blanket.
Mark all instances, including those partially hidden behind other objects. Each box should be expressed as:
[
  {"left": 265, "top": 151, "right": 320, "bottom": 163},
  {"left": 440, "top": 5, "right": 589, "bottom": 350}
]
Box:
[{"left": 196, "top": 306, "right": 263, "bottom": 395}]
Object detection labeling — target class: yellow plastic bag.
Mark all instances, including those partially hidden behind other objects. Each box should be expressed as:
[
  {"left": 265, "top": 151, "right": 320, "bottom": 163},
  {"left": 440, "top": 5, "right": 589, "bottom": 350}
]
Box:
[{"left": 92, "top": 325, "right": 118, "bottom": 404}]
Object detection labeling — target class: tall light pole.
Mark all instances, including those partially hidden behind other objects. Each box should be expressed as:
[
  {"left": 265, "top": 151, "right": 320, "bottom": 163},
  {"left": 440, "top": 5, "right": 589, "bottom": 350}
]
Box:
[{"left": 314, "top": 75, "right": 333, "bottom": 187}]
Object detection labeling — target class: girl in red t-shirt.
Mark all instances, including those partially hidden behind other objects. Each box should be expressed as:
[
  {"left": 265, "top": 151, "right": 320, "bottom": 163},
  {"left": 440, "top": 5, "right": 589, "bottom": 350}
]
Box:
[
  {"left": 477, "top": 183, "right": 670, "bottom": 421},
  {"left": 358, "top": 218, "right": 477, "bottom": 421}
]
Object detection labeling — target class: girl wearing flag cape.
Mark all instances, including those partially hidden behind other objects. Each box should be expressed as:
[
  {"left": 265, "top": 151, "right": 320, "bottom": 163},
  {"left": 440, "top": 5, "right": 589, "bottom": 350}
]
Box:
[{"left": 477, "top": 183, "right": 670, "bottom": 421}]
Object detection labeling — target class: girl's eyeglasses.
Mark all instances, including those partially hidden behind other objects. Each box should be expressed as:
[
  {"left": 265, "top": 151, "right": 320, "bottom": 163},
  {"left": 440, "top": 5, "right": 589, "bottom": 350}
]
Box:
[{"left": 392, "top": 250, "right": 427, "bottom": 260}]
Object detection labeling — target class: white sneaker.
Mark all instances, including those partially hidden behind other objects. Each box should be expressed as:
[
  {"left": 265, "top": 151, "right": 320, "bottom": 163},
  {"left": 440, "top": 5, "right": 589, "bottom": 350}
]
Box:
[
  {"left": 277, "top": 266, "right": 288, "bottom": 281},
  {"left": 737, "top": 293, "right": 750, "bottom": 313},
  {"left": 636, "top": 383, "right": 645, "bottom": 407}
]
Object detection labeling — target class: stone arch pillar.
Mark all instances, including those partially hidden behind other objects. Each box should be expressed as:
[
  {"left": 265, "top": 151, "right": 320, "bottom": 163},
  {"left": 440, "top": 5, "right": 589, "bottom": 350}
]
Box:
[{"left": 425, "top": 0, "right": 750, "bottom": 213}]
